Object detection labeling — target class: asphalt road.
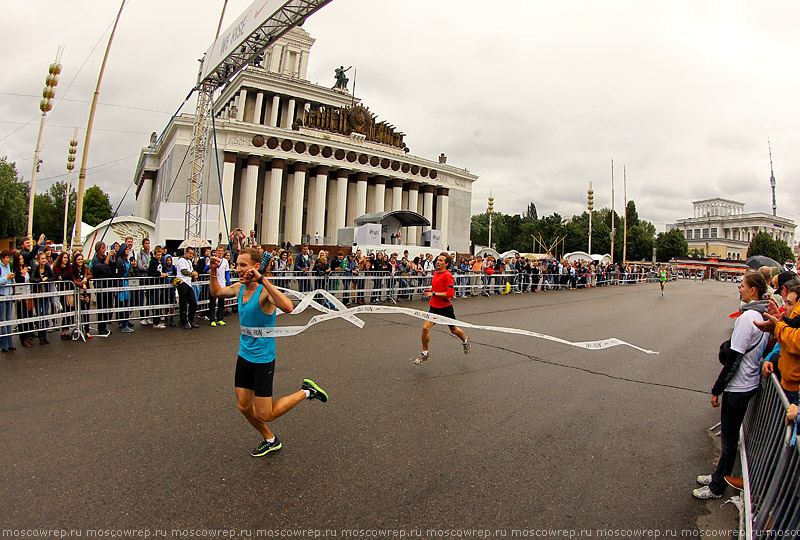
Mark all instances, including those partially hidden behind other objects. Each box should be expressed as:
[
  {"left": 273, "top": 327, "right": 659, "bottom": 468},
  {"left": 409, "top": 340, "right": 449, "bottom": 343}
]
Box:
[{"left": 1, "top": 279, "right": 742, "bottom": 535}]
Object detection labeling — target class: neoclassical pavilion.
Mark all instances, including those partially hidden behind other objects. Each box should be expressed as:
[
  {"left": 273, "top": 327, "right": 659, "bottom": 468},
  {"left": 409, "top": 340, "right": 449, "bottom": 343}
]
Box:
[{"left": 134, "top": 27, "right": 477, "bottom": 252}]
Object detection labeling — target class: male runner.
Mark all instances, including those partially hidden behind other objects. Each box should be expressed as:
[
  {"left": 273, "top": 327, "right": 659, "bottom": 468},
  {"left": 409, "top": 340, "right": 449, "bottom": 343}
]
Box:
[
  {"left": 414, "top": 253, "right": 471, "bottom": 364},
  {"left": 659, "top": 266, "right": 668, "bottom": 296},
  {"left": 209, "top": 248, "right": 328, "bottom": 457}
]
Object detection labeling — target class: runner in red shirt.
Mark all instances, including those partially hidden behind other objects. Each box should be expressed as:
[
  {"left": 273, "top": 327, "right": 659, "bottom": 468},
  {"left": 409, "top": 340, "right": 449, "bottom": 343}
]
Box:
[{"left": 414, "top": 253, "right": 471, "bottom": 364}]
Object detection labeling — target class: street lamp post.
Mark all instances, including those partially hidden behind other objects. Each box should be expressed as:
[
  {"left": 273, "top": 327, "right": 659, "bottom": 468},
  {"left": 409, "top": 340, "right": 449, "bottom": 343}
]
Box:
[
  {"left": 72, "top": 0, "right": 126, "bottom": 252},
  {"left": 587, "top": 181, "right": 594, "bottom": 255},
  {"left": 487, "top": 191, "right": 494, "bottom": 250},
  {"left": 27, "top": 48, "right": 63, "bottom": 237},
  {"left": 63, "top": 128, "right": 78, "bottom": 248}
]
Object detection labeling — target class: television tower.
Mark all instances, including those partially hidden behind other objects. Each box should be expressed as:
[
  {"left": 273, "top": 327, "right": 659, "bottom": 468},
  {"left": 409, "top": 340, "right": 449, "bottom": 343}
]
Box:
[{"left": 769, "top": 139, "right": 776, "bottom": 216}]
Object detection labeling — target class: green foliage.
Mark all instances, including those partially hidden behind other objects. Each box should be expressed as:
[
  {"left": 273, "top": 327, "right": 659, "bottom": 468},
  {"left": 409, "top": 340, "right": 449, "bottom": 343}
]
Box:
[
  {"left": 655, "top": 229, "right": 689, "bottom": 262},
  {"left": 0, "top": 157, "right": 29, "bottom": 238},
  {"left": 522, "top": 202, "right": 538, "bottom": 222},
  {"left": 747, "top": 232, "right": 796, "bottom": 263},
  {"left": 82, "top": 186, "right": 112, "bottom": 226},
  {"left": 469, "top": 199, "right": 658, "bottom": 261},
  {"left": 688, "top": 248, "right": 705, "bottom": 258},
  {"left": 32, "top": 181, "right": 77, "bottom": 242}
]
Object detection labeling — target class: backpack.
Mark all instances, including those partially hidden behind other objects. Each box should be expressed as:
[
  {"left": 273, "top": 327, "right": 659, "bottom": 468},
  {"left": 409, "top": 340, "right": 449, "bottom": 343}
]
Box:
[{"left": 718, "top": 338, "right": 760, "bottom": 366}]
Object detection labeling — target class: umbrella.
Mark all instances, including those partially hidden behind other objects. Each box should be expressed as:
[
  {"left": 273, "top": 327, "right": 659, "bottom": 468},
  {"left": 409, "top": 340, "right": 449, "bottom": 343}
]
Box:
[
  {"left": 745, "top": 255, "right": 782, "bottom": 270},
  {"left": 178, "top": 238, "right": 212, "bottom": 250}
]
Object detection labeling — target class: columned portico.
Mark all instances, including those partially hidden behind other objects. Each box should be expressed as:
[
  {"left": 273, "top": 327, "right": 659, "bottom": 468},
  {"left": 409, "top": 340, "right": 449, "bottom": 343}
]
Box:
[
  {"left": 264, "top": 158, "right": 285, "bottom": 244},
  {"left": 284, "top": 162, "right": 307, "bottom": 245},
  {"left": 239, "top": 155, "right": 260, "bottom": 233}
]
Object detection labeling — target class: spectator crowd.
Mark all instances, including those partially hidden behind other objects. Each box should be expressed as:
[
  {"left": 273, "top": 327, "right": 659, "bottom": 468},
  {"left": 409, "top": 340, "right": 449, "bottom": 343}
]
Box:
[{"left": 0, "top": 234, "right": 666, "bottom": 352}]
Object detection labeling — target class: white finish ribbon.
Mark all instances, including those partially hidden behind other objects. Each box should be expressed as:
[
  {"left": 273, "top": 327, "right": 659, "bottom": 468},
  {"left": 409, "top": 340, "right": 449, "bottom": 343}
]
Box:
[{"left": 239, "top": 287, "right": 658, "bottom": 355}]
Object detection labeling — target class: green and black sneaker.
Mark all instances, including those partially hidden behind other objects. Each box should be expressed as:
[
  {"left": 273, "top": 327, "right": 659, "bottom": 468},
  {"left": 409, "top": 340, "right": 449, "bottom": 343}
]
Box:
[
  {"left": 250, "top": 437, "right": 282, "bottom": 457},
  {"left": 301, "top": 379, "right": 329, "bottom": 403}
]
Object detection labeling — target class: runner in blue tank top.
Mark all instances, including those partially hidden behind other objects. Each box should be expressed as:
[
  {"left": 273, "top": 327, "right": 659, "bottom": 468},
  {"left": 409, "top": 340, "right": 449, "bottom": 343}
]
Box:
[{"left": 209, "top": 247, "right": 328, "bottom": 457}]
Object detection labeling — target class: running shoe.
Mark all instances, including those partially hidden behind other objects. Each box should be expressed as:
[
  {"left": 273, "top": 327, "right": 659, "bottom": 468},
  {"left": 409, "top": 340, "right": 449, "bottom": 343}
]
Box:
[
  {"left": 217, "top": 321, "right": 226, "bottom": 326},
  {"left": 463, "top": 336, "right": 471, "bottom": 355},
  {"left": 154, "top": 323, "right": 166, "bottom": 329},
  {"left": 692, "top": 486, "right": 722, "bottom": 500},
  {"left": 211, "top": 321, "right": 217, "bottom": 328},
  {"left": 250, "top": 437, "right": 282, "bottom": 457},
  {"left": 301, "top": 379, "right": 329, "bottom": 402},
  {"left": 190, "top": 322, "right": 200, "bottom": 329},
  {"left": 414, "top": 352, "right": 431, "bottom": 365},
  {"left": 121, "top": 326, "right": 134, "bottom": 333}
]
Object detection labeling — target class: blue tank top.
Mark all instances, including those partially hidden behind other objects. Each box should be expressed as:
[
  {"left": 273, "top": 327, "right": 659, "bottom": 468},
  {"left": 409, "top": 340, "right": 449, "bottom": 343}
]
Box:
[{"left": 237, "top": 284, "right": 276, "bottom": 363}]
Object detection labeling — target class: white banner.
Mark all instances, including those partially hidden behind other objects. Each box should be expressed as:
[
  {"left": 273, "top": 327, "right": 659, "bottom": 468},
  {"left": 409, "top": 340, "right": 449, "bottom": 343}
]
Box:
[{"left": 200, "top": 0, "right": 285, "bottom": 82}]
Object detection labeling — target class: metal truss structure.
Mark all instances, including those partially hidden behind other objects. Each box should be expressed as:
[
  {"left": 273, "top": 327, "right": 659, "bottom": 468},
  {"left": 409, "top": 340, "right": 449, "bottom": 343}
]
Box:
[{"left": 183, "top": 0, "right": 334, "bottom": 240}]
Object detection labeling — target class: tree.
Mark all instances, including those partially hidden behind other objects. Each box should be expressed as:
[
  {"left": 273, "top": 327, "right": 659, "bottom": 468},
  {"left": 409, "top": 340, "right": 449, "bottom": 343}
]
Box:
[
  {"left": 747, "top": 232, "right": 796, "bottom": 263},
  {"left": 0, "top": 157, "right": 29, "bottom": 237},
  {"left": 82, "top": 186, "right": 112, "bottom": 226},
  {"left": 655, "top": 229, "right": 689, "bottom": 262},
  {"left": 31, "top": 181, "right": 77, "bottom": 242},
  {"left": 747, "top": 232, "right": 777, "bottom": 261},
  {"left": 626, "top": 224, "right": 654, "bottom": 261},
  {"left": 775, "top": 239, "right": 795, "bottom": 263},
  {"left": 625, "top": 200, "right": 640, "bottom": 229},
  {"left": 522, "top": 202, "right": 538, "bottom": 222}
]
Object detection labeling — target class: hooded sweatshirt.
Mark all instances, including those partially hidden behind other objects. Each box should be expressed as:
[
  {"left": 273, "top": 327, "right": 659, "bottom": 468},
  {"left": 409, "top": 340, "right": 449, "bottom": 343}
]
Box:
[{"left": 773, "top": 303, "right": 800, "bottom": 393}]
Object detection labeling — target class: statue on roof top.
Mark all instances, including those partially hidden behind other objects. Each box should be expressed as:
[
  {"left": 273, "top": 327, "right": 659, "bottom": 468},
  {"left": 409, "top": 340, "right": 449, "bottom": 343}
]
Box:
[{"left": 334, "top": 65, "right": 352, "bottom": 90}]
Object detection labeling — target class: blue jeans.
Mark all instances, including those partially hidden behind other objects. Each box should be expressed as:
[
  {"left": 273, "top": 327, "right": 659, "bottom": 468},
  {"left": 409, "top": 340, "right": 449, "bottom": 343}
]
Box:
[{"left": 710, "top": 389, "right": 757, "bottom": 495}]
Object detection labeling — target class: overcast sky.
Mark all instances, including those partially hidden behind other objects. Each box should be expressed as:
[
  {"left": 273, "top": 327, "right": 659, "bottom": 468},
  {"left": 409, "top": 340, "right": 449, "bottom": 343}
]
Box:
[{"left": 2, "top": 0, "right": 799, "bottom": 233}]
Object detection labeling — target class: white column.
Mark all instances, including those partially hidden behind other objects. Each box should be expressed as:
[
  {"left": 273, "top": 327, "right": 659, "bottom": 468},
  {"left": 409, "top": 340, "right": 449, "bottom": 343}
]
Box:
[
  {"left": 308, "top": 166, "right": 328, "bottom": 241},
  {"left": 333, "top": 169, "right": 348, "bottom": 235},
  {"left": 391, "top": 179, "right": 403, "bottom": 211},
  {"left": 239, "top": 155, "right": 260, "bottom": 235},
  {"left": 406, "top": 182, "right": 419, "bottom": 246},
  {"left": 136, "top": 171, "right": 154, "bottom": 219},
  {"left": 264, "top": 159, "right": 285, "bottom": 245},
  {"left": 436, "top": 188, "right": 450, "bottom": 250},
  {"left": 284, "top": 163, "right": 307, "bottom": 245},
  {"left": 218, "top": 152, "right": 237, "bottom": 239},
  {"left": 345, "top": 180, "right": 357, "bottom": 226},
  {"left": 355, "top": 172, "right": 368, "bottom": 220},
  {"left": 326, "top": 178, "right": 335, "bottom": 240},
  {"left": 373, "top": 177, "right": 386, "bottom": 214},
  {"left": 236, "top": 88, "right": 247, "bottom": 121},
  {"left": 253, "top": 92, "right": 264, "bottom": 125},
  {"left": 269, "top": 94, "right": 280, "bottom": 127},
  {"left": 284, "top": 98, "right": 296, "bottom": 129},
  {"left": 422, "top": 186, "right": 434, "bottom": 233}
]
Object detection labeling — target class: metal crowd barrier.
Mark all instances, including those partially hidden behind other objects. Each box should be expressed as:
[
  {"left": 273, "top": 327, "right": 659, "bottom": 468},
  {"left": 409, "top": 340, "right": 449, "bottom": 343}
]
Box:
[
  {"left": 740, "top": 373, "right": 799, "bottom": 537},
  {"left": 0, "top": 268, "right": 663, "bottom": 342},
  {"left": 0, "top": 281, "right": 79, "bottom": 341}
]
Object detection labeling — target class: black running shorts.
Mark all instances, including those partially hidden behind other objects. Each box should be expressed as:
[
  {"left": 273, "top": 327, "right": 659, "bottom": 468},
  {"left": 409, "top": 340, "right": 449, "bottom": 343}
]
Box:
[
  {"left": 235, "top": 355, "right": 275, "bottom": 397},
  {"left": 429, "top": 304, "right": 456, "bottom": 325}
]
